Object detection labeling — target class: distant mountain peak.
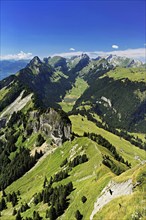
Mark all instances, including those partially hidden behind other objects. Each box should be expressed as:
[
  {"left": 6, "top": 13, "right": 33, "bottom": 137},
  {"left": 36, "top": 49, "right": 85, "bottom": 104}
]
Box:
[
  {"left": 106, "top": 54, "right": 117, "bottom": 60},
  {"left": 77, "top": 53, "right": 90, "bottom": 61},
  {"left": 105, "top": 54, "right": 143, "bottom": 68},
  {"left": 92, "top": 56, "right": 102, "bottom": 61},
  {"left": 29, "top": 56, "right": 42, "bottom": 66},
  {"left": 80, "top": 53, "right": 89, "bottom": 58}
]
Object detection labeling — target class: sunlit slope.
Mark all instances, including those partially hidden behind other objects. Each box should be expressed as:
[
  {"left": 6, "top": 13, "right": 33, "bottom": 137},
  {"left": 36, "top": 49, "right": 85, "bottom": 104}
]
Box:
[
  {"left": 59, "top": 77, "right": 88, "bottom": 112},
  {"left": 0, "top": 86, "right": 10, "bottom": 101},
  {"left": 1, "top": 125, "right": 145, "bottom": 219},
  {"left": 1, "top": 137, "right": 113, "bottom": 219},
  {"left": 102, "top": 67, "right": 146, "bottom": 82},
  {"left": 70, "top": 115, "right": 146, "bottom": 166},
  {"left": 94, "top": 164, "right": 146, "bottom": 220}
]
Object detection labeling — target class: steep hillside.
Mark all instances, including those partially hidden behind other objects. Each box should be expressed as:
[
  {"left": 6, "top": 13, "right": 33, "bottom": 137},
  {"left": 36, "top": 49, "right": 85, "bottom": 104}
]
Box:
[
  {"left": 0, "top": 127, "right": 145, "bottom": 220},
  {"left": 0, "top": 97, "right": 71, "bottom": 190},
  {"left": 72, "top": 67, "right": 146, "bottom": 133}
]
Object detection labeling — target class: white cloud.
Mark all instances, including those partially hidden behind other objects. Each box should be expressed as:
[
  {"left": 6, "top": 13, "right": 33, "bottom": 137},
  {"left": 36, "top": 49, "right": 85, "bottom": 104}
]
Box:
[
  {"left": 0, "top": 51, "right": 33, "bottom": 60},
  {"left": 2, "top": 48, "right": 145, "bottom": 62},
  {"left": 69, "top": 48, "right": 75, "bottom": 51},
  {"left": 105, "top": 48, "right": 145, "bottom": 61},
  {"left": 112, "top": 45, "right": 119, "bottom": 49},
  {"left": 51, "top": 48, "right": 146, "bottom": 62},
  {"left": 52, "top": 51, "right": 83, "bottom": 58},
  {"left": 144, "top": 43, "right": 146, "bottom": 46}
]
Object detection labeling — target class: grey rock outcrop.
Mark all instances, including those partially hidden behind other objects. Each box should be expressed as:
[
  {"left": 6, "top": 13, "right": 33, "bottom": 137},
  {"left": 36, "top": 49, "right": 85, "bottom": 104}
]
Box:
[{"left": 26, "top": 108, "right": 71, "bottom": 146}]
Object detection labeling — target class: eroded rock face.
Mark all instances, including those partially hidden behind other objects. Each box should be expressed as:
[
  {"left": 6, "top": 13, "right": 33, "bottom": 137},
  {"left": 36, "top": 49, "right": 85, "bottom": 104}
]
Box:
[{"left": 27, "top": 108, "right": 71, "bottom": 146}]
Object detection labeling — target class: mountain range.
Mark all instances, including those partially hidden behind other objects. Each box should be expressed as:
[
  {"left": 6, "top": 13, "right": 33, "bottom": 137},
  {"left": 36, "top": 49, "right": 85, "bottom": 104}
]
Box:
[
  {"left": 1, "top": 54, "right": 146, "bottom": 132},
  {"left": 0, "top": 60, "right": 29, "bottom": 81},
  {"left": 0, "top": 54, "right": 146, "bottom": 220},
  {"left": 0, "top": 54, "right": 144, "bottom": 81}
]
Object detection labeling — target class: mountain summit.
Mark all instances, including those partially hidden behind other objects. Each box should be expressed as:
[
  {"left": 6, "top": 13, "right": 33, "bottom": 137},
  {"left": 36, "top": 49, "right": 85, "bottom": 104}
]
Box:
[
  {"left": 106, "top": 54, "right": 143, "bottom": 67},
  {"left": 28, "top": 56, "right": 42, "bottom": 66}
]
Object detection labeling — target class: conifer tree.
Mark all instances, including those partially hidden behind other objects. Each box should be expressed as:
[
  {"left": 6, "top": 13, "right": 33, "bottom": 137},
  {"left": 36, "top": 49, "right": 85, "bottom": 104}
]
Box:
[
  {"left": 12, "top": 208, "right": 17, "bottom": 216},
  {"left": 15, "top": 211, "right": 22, "bottom": 220},
  {"left": 0, "top": 197, "right": 7, "bottom": 211},
  {"left": 75, "top": 210, "right": 83, "bottom": 220},
  {"left": 49, "top": 206, "right": 56, "bottom": 220}
]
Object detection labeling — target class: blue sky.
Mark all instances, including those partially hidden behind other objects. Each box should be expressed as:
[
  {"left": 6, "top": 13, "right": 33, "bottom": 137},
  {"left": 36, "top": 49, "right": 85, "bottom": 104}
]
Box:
[{"left": 0, "top": 0, "right": 146, "bottom": 60}]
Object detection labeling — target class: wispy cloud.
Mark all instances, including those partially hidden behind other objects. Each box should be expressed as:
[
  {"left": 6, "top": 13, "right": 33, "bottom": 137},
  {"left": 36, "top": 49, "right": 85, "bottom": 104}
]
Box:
[
  {"left": 52, "top": 48, "right": 146, "bottom": 62},
  {"left": 0, "top": 51, "right": 33, "bottom": 60},
  {"left": 69, "top": 48, "right": 75, "bottom": 51},
  {"left": 112, "top": 44, "right": 119, "bottom": 49},
  {"left": 52, "top": 51, "right": 83, "bottom": 58}
]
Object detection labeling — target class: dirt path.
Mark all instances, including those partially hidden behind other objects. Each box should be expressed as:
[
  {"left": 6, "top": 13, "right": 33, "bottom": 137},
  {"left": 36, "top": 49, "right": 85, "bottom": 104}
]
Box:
[
  {"left": 90, "top": 179, "right": 133, "bottom": 220},
  {"left": 76, "top": 174, "right": 95, "bottom": 182}
]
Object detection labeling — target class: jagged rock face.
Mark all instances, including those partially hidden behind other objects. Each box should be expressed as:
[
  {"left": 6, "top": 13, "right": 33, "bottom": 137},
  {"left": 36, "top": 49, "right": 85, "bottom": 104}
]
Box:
[
  {"left": 27, "top": 108, "right": 71, "bottom": 145},
  {"left": 25, "top": 56, "right": 53, "bottom": 76},
  {"left": 28, "top": 56, "right": 43, "bottom": 67},
  {"left": 68, "top": 53, "right": 90, "bottom": 72},
  {"left": 106, "top": 54, "right": 143, "bottom": 68}
]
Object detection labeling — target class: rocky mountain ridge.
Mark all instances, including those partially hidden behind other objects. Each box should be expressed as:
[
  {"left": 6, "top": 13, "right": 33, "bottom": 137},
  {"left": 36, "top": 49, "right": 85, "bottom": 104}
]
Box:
[
  {"left": 105, "top": 54, "right": 143, "bottom": 67},
  {"left": 0, "top": 53, "right": 144, "bottom": 80}
]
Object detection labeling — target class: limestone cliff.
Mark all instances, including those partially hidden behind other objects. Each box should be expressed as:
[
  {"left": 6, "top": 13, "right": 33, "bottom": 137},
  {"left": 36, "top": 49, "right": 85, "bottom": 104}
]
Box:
[{"left": 26, "top": 108, "right": 71, "bottom": 146}]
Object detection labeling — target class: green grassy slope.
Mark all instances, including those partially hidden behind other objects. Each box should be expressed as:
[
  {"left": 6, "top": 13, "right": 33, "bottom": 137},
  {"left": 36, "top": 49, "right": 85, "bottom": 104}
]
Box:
[
  {"left": 94, "top": 164, "right": 146, "bottom": 220},
  {"left": 0, "top": 87, "right": 10, "bottom": 101},
  {"left": 0, "top": 137, "right": 110, "bottom": 219},
  {"left": 59, "top": 77, "right": 88, "bottom": 112},
  {"left": 70, "top": 115, "right": 146, "bottom": 166},
  {"left": 1, "top": 115, "right": 145, "bottom": 220},
  {"left": 103, "top": 67, "right": 146, "bottom": 82}
]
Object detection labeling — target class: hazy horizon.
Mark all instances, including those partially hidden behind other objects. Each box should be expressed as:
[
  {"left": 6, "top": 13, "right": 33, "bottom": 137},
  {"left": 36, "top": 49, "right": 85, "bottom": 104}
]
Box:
[{"left": 1, "top": 0, "right": 145, "bottom": 62}]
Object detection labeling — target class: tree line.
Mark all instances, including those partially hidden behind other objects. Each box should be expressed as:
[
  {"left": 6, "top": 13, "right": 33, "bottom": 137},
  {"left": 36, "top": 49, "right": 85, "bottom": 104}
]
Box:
[{"left": 0, "top": 147, "right": 43, "bottom": 190}]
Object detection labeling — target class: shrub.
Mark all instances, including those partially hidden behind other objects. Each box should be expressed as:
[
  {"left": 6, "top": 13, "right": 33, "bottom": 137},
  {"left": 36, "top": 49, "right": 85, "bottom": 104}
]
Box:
[
  {"left": 60, "top": 158, "right": 68, "bottom": 167},
  {"left": 81, "top": 196, "right": 87, "bottom": 203}
]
